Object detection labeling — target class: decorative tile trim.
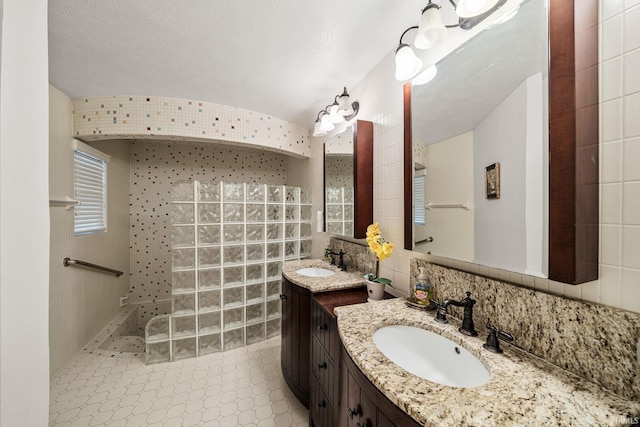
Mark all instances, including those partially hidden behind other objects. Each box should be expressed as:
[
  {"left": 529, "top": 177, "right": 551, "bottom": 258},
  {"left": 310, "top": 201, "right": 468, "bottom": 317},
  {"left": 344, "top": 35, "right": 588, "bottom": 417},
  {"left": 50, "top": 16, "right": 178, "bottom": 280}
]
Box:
[
  {"left": 411, "top": 260, "right": 640, "bottom": 400},
  {"left": 72, "top": 96, "right": 311, "bottom": 158}
]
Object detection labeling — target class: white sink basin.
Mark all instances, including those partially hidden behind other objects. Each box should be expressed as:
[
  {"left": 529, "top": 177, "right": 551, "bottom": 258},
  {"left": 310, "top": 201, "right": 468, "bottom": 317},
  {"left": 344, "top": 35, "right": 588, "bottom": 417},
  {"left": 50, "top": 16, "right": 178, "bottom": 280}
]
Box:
[
  {"left": 372, "top": 325, "right": 490, "bottom": 388},
  {"left": 295, "top": 267, "right": 336, "bottom": 278}
]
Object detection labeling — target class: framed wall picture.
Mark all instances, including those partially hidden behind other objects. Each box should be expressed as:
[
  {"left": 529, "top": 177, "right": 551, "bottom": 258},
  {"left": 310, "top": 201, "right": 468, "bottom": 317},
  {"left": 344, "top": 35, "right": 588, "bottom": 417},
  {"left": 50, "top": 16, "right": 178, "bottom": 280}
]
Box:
[{"left": 485, "top": 163, "right": 500, "bottom": 199}]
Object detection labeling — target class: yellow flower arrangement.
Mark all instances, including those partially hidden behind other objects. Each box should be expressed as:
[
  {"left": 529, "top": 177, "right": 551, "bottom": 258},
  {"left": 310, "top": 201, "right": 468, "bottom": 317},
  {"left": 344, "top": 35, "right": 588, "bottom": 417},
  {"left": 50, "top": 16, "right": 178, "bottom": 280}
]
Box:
[{"left": 365, "top": 222, "right": 394, "bottom": 284}]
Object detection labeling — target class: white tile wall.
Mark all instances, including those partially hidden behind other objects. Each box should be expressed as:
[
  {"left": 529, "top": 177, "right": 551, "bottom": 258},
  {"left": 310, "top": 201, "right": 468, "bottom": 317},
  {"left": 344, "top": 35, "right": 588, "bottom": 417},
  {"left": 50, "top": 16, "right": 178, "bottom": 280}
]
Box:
[{"left": 297, "top": 1, "right": 640, "bottom": 314}]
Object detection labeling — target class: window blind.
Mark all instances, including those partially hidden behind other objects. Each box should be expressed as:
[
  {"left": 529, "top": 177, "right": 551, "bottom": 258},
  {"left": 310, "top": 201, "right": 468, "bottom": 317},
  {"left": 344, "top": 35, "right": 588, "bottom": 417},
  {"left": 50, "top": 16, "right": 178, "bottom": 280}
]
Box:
[
  {"left": 74, "top": 147, "right": 108, "bottom": 236},
  {"left": 414, "top": 174, "right": 426, "bottom": 225}
]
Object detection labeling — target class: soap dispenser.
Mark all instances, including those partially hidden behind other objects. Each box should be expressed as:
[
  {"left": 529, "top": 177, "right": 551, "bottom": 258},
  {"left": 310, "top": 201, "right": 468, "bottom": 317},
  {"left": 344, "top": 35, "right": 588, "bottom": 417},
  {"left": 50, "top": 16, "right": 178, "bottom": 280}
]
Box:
[{"left": 413, "top": 267, "right": 432, "bottom": 306}]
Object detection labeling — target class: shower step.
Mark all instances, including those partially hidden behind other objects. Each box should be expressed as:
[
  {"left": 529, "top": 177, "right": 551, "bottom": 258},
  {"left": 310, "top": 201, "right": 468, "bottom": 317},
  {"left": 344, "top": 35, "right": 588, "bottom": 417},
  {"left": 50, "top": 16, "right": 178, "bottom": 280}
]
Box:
[{"left": 100, "top": 336, "right": 145, "bottom": 354}]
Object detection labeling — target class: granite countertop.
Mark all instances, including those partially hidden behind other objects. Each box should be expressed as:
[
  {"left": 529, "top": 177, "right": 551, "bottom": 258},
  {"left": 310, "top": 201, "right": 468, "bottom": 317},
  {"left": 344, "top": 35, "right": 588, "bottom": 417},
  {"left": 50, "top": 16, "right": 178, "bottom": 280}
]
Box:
[
  {"left": 282, "top": 259, "right": 366, "bottom": 293},
  {"left": 335, "top": 298, "right": 640, "bottom": 427}
]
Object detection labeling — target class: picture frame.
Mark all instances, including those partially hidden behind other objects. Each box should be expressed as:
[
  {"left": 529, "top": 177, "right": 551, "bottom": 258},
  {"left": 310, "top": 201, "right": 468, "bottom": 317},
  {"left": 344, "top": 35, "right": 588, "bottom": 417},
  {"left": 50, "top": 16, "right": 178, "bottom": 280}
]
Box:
[{"left": 485, "top": 163, "right": 500, "bottom": 199}]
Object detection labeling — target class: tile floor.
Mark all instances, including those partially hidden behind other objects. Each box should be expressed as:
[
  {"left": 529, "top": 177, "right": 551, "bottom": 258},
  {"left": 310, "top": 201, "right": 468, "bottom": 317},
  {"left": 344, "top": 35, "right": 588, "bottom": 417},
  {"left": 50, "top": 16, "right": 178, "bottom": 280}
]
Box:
[{"left": 49, "top": 337, "right": 309, "bottom": 427}]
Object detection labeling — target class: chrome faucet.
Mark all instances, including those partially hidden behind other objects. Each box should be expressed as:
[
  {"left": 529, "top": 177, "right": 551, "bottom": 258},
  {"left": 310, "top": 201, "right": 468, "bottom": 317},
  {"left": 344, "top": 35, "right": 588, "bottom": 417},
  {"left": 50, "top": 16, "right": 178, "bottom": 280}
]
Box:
[{"left": 434, "top": 292, "right": 478, "bottom": 337}]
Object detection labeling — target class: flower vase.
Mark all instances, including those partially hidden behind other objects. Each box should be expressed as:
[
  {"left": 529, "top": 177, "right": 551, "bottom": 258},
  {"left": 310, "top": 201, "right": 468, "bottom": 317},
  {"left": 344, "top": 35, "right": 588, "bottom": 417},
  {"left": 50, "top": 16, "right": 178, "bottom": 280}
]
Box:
[{"left": 366, "top": 279, "right": 385, "bottom": 301}]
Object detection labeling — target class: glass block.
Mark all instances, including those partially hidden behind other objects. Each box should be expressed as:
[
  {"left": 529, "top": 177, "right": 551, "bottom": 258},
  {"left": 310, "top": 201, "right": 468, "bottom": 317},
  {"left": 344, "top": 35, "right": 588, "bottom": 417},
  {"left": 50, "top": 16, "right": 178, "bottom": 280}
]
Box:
[
  {"left": 300, "top": 240, "right": 312, "bottom": 256},
  {"left": 146, "top": 341, "right": 171, "bottom": 364},
  {"left": 267, "top": 243, "right": 282, "bottom": 260},
  {"left": 246, "top": 303, "right": 264, "bottom": 325},
  {"left": 224, "top": 203, "right": 244, "bottom": 223},
  {"left": 266, "top": 262, "right": 282, "bottom": 280},
  {"left": 285, "top": 241, "right": 298, "bottom": 258},
  {"left": 266, "top": 223, "right": 282, "bottom": 241},
  {"left": 198, "top": 204, "right": 221, "bottom": 224},
  {"left": 224, "top": 224, "right": 244, "bottom": 244},
  {"left": 267, "top": 185, "right": 283, "bottom": 203},
  {"left": 172, "top": 293, "right": 195, "bottom": 315},
  {"left": 145, "top": 315, "right": 170, "bottom": 342},
  {"left": 300, "top": 223, "right": 312, "bottom": 238},
  {"left": 246, "top": 244, "right": 265, "bottom": 262},
  {"left": 344, "top": 187, "right": 354, "bottom": 203},
  {"left": 198, "top": 225, "right": 220, "bottom": 246},
  {"left": 223, "top": 182, "right": 244, "bottom": 202},
  {"left": 327, "top": 205, "right": 343, "bottom": 221},
  {"left": 285, "top": 206, "right": 299, "bottom": 221},
  {"left": 344, "top": 222, "right": 354, "bottom": 236},
  {"left": 266, "top": 280, "right": 281, "bottom": 299},
  {"left": 171, "top": 226, "right": 195, "bottom": 248},
  {"left": 172, "top": 248, "right": 195, "bottom": 270},
  {"left": 199, "top": 312, "right": 221, "bottom": 334},
  {"left": 266, "top": 318, "right": 281, "bottom": 338},
  {"left": 246, "top": 184, "right": 265, "bottom": 202},
  {"left": 223, "top": 328, "right": 244, "bottom": 350},
  {"left": 197, "top": 181, "right": 220, "bottom": 202},
  {"left": 199, "top": 333, "right": 221, "bottom": 356},
  {"left": 198, "top": 268, "right": 221, "bottom": 290},
  {"left": 285, "top": 186, "right": 299, "bottom": 204},
  {"left": 246, "top": 322, "right": 265, "bottom": 345},
  {"left": 300, "top": 205, "right": 312, "bottom": 221},
  {"left": 246, "top": 204, "right": 265, "bottom": 223},
  {"left": 172, "top": 315, "right": 196, "bottom": 338},
  {"left": 224, "top": 245, "right": 244, "bottom": 265},
  {"left": 300, "top": 188, "right": 312, "bottom": 204},
  {"left": 266, "top": 300, "right": 281, "bottom": 319},
  {"left": 267, "top": 205, "right": 282, "bottom": 222},
  {"left": 246, "top": 264, "right": 264, "bottom": 283},
  {"left": 198, "top": 247, "right": 221, "bottom": 268},
  {"left": 344, "top": 205, "right": 354, "bottom": 220},
  {"left": 172, "top": 270, "right": 195, "bottom": 293},
  {"left": 326, "top": 187, "right": 341, "bottom": 204},
  {"left": 171, "top": 203, "right": 195, "bottom": 224},
  {"left": 246, "top": 283, "right": 264, "bottom": 303},
  {"left": 223, "top": 307, "right": 244, "bottom": 330},
  {"left": 223, "top": 286, "right": 244, "bottom": 307},
  {"left": 246, "top": 224, "right": 265, "bottom": 242},
  {"left": 327, "top": 222, "right": 343, "bottom": 234},
  {"left": 199, "top": 289, "right": 221, "bottom": 312},
  {"left": 172, "top": 337, "right": 196, "bottom": 361},
  {"left": 171, "top": 181, "right": 194, "bottom": 201},
  {"left": 223, "top": 266, "right": 244, "bottom": 287},
  {"left": 285, "top": 223, "right": 298, "bottom": 239}
]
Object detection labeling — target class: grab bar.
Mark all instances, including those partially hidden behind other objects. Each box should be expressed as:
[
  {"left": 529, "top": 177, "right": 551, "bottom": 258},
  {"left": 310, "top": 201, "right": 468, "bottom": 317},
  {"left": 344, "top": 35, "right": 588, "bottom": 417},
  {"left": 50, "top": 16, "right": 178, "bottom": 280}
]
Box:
[
  {"left": 425, "top": 202, "right": 471, "bottom": 210},
  {"left": 63, "top": 258, "right": 123, "bottom": 277}
]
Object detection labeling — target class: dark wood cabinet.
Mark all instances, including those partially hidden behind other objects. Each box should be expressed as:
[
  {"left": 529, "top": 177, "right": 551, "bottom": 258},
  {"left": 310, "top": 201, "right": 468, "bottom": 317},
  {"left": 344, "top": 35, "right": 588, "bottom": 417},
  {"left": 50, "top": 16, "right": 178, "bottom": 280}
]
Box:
[{"left": 280, "top": 276, "right": 312, "bottom": 408}]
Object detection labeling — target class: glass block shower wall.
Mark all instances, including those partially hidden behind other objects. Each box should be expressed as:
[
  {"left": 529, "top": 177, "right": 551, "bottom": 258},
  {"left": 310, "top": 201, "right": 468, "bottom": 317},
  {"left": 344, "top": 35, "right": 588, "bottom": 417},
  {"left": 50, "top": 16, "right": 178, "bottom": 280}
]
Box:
[
  {"left": 144, "top": 180, "right": 313, "bottom": 364},
  {"left": 325, "top": 187, "right": 354, "bottom": 236}
]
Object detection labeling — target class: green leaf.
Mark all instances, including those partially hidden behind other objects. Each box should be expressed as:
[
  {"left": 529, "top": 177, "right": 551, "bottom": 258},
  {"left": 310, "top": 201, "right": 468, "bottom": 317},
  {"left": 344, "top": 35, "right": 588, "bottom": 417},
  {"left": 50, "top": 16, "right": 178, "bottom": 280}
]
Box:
[{"left": 375, "top": 278, "right": 392, "bottom": 285}]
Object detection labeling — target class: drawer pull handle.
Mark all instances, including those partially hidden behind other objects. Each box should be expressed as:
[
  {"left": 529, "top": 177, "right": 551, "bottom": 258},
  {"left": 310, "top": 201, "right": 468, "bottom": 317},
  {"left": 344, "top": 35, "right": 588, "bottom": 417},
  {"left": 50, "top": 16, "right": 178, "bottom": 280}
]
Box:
[
  {"left": 316, "top": 400, "right": 326, "bottom": 409},
  {"left": 318, "top": 362, "right": 327, "bottom": 370},
  {"left": 317, "top": 323, "right": 328, "bottom": 331},
  {"left": 279, "top": 294, "right": 287, "bottom": 300},
  {"left": 347, "top": 407, "right": 361, "bottom": 419}
]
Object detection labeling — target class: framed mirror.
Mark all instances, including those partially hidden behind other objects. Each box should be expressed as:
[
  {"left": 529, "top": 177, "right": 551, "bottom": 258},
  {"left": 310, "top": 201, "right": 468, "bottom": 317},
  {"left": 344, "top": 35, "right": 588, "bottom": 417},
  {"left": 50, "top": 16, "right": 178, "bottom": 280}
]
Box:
[
  {"left": 404, "top": 0, "right": 599, "bottom": 284},
  {"left": 324, "top": 120, "right": 373, "bottom": 239}
]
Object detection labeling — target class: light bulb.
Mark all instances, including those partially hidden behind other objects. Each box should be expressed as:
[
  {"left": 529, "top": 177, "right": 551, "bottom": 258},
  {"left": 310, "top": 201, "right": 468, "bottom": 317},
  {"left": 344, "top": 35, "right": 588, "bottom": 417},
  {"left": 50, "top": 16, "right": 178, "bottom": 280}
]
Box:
[
  {"left": 313, "top": 120, "right": 327, "bottom": 137},
  {"left": 395, "top": 44, "right": 423, "bottom": 81},
  {"left": 319, "top": 113, "right": 335, "bottom": 132},
  {"left": 329, "top": 103, "right": 345, "bottom": 123},
  {"left": 337, "top": 88, "right": 354, "bottom": 116}
]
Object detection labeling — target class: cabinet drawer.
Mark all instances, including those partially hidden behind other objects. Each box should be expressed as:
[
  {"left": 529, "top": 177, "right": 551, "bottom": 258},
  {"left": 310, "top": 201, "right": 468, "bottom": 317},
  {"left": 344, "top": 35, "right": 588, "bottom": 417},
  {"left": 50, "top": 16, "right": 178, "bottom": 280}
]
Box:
[
  {"left": 311, "top": 336, "right": 336, "bottom": 400},
  {"left": 312, "top": 302, "right": 339, "bottom": 361},
  {"left": 310, "top": 374, "right": 334, "bottom": 427}
]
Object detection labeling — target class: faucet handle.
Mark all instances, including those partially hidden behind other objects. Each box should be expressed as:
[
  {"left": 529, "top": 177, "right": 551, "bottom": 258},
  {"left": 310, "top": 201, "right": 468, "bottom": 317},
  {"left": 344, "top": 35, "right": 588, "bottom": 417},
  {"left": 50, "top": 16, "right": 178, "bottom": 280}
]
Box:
[
  {"left": 483, "top": 320, "right": 514, "bottom": 353},
  {"left": 430, "top": 299, "right": 448, "bottom": 324}
]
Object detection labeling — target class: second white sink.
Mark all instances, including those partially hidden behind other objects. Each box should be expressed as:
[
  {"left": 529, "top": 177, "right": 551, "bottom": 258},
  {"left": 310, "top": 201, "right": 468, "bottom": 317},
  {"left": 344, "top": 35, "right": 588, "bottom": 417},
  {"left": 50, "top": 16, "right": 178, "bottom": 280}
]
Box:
[
  {"left": 372, "top": 325, "right": 490, "bottom": 388},
  {"left": 295, "top": 267, "right": 336, "bottom": 278}
]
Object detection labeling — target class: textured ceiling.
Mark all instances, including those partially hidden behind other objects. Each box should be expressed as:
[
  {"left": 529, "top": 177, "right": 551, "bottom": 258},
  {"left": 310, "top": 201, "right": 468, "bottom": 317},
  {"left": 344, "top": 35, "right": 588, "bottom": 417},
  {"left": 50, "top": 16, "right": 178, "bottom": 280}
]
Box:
[{"left": 48, "top": 0, "right": 425, "bottom": 130}]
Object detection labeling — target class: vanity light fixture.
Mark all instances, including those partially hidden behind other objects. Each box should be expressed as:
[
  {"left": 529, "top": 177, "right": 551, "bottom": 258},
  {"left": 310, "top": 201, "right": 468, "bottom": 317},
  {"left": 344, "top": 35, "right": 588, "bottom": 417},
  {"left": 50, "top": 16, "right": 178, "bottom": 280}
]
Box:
[
  {"left": 312, "top": 88, "right": 360, "bottom": 137},
  {"left": 395, "top": 26, "right": 423, "bottom": 81}
]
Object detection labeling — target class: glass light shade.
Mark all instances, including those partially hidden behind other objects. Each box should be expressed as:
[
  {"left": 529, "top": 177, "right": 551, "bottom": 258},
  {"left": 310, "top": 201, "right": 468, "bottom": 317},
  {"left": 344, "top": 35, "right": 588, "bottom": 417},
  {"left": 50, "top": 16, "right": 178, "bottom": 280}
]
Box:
[
  {"left": 319, "top": 113, "right": 335, "bottom": 132},
  {"left": 414, "top": 5, "right": 447, "bottom": 50},
  {"left": 337, "top": 94, "right": 354, "bottom": 116},
  {"left": 456, "top": 0, "right": 501, "bottom": 18},
  {"left": 313, "top": 120, "right": 327, "bottom": 137},
  {"left": 395, "top": 44, "right": 423, "bottom": 81},
  {"left": 329, "top": 103, "right": 345, "bottom": 123},
  {"left": 412, "top": 64, "right": 438, "bottom": 86}
]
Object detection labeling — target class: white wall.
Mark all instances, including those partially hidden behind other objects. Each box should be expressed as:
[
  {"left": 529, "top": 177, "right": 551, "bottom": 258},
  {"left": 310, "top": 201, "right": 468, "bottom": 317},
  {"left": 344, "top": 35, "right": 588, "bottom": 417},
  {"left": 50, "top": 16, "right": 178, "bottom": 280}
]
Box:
[
  {"left": 49, "top": 86, "right": 132, "bottom": 376},
  {"left": 0, "top": 0, "right": 50, "bottom": 425},
  {"left": 292, "top": 0, "right": 640, "bottom": 314}
]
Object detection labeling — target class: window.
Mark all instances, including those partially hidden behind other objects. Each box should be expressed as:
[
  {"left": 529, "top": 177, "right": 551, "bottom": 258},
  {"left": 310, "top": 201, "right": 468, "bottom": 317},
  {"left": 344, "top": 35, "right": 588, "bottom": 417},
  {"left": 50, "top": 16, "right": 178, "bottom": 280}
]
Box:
[
  {"left": 414, "top": 174, "right": 426, "bottom": 225},
  {"left": 73, "top": 140, "right": 110, "bottom": 236}
]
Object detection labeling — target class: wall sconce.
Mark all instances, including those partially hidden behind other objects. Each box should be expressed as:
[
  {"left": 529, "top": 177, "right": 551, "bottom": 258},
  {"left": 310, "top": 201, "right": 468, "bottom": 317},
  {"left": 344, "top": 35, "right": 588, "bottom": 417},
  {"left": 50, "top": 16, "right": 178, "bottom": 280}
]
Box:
[
  {"left": 394, "top": 0, "right": 507, "bottom": 82},
  {"left": 312, "top": 87, "right": 360, "bottom": 137}
]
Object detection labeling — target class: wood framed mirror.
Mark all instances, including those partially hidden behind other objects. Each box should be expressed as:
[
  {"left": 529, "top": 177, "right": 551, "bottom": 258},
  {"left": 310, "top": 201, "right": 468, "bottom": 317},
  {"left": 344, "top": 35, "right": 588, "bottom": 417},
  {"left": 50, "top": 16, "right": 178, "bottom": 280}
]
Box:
[{"left": 403, "top": 0, "right": 599, "bottom": 285}]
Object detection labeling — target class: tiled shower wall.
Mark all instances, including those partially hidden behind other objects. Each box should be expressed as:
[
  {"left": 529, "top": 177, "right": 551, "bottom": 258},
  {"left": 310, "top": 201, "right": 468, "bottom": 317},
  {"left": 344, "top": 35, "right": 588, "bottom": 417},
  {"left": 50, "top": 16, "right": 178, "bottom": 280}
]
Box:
[{"left": 129, "top": 140, "right": 289, "bottom": 329}]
